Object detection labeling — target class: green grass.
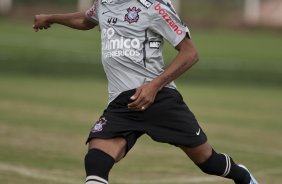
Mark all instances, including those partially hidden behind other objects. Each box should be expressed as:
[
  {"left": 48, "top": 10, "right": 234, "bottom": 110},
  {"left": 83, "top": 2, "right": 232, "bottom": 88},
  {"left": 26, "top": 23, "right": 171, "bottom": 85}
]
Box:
[
  {"left": 0, "top": 18, "right": 282, "bottom": 183},
  {"left": 0, "top": 76, "right": 281, "bottom": 184},
  {"left": 1, "top": 19, "right": 282, "bottom": 84},
  {"left": 180, "top": 0, "right": 244, "bottom": 20},
  {"left": 0, "top": 19, "right": 105, "bottom": 78}
]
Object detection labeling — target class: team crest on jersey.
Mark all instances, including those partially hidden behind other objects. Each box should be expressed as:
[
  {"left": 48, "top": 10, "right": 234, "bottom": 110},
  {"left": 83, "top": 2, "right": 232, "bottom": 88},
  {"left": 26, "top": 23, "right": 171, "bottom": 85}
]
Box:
[
  {"left": 91, "top": 117, "right": 108, "bottom": 133},
  {"left": 124, "top": 7, "right": 141, "bottom": 24}
]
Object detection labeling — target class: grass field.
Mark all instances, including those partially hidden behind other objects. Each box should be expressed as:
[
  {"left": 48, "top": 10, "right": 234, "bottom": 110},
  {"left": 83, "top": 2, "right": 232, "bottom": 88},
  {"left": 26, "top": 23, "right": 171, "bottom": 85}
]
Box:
[
  {"left": 1, "top": 19, "right": 282, "bottom": 84},
  {"left": 0, "top": 76, "right": 281, "bottom": 184},
  {"left": 0, "top": 19, "right": 282, "bottom": 183}
]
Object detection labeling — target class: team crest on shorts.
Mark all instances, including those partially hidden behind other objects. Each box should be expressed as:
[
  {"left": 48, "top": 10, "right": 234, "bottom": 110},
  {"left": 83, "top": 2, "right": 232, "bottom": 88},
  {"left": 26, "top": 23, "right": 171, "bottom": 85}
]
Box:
[
  {"left": 91, "top": 117, "right": 107, "bottom": 133},
  {"left": 125, "top": 7, "right": 141, "bottom": 24}
]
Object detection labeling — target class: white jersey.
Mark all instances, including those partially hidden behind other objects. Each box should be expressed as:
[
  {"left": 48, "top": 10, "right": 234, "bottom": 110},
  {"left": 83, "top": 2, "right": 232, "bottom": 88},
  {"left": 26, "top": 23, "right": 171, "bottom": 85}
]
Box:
[{"left": 86, "top": 0, "right": 191, "bottom": 103}]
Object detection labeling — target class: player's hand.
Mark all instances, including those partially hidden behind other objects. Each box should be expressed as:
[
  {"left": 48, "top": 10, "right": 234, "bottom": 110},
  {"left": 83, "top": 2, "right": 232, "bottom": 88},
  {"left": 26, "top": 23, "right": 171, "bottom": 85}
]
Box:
[
  {"left": 128, "top": 83, "right": 159, "bottom": 111},
  {"left": 33, "top": 14, "right": 52, "bottom": 32}
]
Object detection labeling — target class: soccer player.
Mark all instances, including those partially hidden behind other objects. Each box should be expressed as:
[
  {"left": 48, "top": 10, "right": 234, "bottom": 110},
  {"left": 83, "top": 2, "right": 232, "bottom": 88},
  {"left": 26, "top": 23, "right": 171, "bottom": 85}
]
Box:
[{"left": 33, "top": 0, "right": 258, "bottom": 184}]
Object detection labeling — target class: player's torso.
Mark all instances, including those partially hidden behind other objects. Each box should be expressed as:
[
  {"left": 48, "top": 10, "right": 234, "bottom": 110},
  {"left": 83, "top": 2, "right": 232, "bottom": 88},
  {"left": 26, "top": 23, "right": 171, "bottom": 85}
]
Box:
[
  {"left": 89, "top": 0, "right": 179, "bottom": 102},
  {"left": 96, "top": 0, "right": 163, "bottom": 65}
]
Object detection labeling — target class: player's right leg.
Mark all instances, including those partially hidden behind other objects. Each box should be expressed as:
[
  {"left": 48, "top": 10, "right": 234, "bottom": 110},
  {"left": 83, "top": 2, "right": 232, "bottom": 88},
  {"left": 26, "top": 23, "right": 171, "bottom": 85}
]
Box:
[{"left": 84, "top": 137, "right": 127, "bottom": 184}]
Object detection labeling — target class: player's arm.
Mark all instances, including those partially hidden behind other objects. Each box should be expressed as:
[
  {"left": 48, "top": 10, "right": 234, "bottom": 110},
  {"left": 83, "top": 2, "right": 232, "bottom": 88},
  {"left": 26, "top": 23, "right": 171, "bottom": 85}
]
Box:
[
  {"left": 152, "top": 37, "right": 198, "bottom": 90},
  {"left": 128, "top": 37, "right": 198, "bottom": 111},
  {"left": 33, "top": 12, "right": 97, "bottom": 32}
]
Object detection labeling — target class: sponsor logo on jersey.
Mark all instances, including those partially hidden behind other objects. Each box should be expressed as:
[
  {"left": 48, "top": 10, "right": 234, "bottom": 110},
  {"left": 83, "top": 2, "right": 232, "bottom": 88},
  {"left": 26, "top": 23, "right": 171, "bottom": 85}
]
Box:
[
  {"left": 154, "top": 3, "right": 183, "bottom": 35},
  {"left": 138, "top": 0, "right": 153, "bottom": 9},
  {"left": 91, "top": 117, "right": 107, "bottom": 133},
  {"left": 102, "top": 28, "right": 141, "bottom": 58},
  {"left": 149, "top": 41, "right": 161, "bottom": 49},
  {"left": 125, "top": 7, "right": 141, "bottom": 24}
]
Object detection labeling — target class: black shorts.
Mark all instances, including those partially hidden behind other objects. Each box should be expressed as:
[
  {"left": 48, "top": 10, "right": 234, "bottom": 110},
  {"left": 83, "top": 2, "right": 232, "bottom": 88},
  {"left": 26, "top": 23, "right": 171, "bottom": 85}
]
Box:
[{"left": 86, "top": 88, "right": 207, "bottom": 153}]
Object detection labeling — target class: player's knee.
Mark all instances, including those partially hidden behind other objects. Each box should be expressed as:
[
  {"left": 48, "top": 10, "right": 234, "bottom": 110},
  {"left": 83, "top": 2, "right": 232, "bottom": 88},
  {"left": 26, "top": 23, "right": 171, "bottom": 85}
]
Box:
[
  {"left": 88, "top": 138, "right": 127, "bottom": 162},
  {"left": 180, "top": 142, "right": 213, "bottom": 164},
  {"left": 84, "top": 148, "right": 115, "bottom": 182}
]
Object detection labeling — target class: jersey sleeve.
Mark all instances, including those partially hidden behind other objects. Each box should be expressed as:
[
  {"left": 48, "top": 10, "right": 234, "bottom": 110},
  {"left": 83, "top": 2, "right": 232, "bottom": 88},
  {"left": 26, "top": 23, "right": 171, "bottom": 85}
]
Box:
[
  {"left": 149, "top": 1, "right": 191, "bottom": 47},
  {"left": 85, "top": 0, "right": 100, "bottom": 24}
]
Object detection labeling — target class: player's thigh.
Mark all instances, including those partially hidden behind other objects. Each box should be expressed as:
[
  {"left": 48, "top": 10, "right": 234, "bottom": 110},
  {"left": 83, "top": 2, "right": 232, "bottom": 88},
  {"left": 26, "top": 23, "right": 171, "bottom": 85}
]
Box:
[
  {"left": 179, "top": 142, "right": 213, "bottom": 164},
  {"left": 88, "top": 137, "right": 127, "bottom": 162}
]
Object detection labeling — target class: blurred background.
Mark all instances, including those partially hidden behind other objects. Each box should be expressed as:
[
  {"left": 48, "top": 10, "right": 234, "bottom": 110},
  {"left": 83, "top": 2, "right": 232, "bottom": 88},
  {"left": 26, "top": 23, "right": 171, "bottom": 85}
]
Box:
[{"left": 0, "top": 0, "right": 281, "bottom": 184}]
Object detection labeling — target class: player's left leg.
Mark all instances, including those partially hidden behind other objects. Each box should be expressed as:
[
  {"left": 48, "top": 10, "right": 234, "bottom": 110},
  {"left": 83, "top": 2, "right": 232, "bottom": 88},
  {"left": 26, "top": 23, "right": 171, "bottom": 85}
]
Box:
[
  {"left": 179, "top": 142, "right": 257, "bottom": 184},
  {"left": 143, "top": 88, "right": 258, "bottom": 183}
]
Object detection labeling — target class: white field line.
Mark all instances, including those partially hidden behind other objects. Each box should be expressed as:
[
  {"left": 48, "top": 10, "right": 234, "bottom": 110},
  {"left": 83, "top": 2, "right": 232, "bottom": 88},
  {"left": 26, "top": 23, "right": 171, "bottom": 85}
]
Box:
[
  {"left": 0, "top": 163, "right": 79, "bottom": 184},
  {"left": 0, "top": 163, "right": 223, "bottom": 183},
  {"left": 118, "top": 176, "right": 225, "bottom": 184},
  {"left": 0, "top": 163, "right": 281, "bottom": 184}
]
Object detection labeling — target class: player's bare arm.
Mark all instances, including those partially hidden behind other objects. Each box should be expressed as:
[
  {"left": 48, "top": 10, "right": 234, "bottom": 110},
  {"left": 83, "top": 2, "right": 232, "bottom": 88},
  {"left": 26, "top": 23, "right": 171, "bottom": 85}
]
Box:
[
  {"left": 128, "top": 37, "right": 198, "bottom": 111},
  {"left": 153, "top": 38, "right": 199, "bottom": 90},
  {"left": 33, "top": 12, "right": 97, "bottom": 32}
]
